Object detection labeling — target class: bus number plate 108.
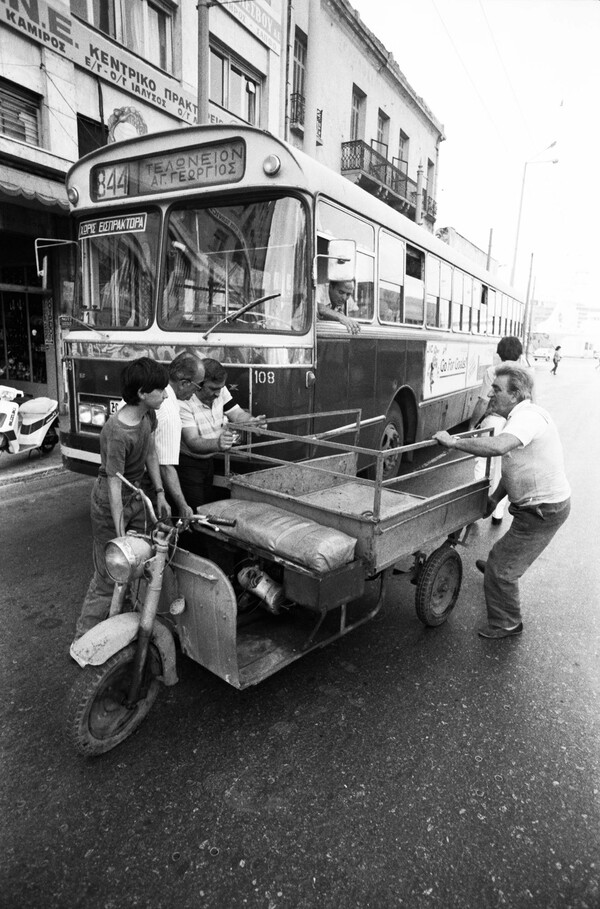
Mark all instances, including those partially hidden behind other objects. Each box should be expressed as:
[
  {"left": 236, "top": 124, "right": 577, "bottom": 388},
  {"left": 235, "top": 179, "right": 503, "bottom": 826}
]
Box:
[{"left": 254, "top": 370, "right": 275, "bottom": 385}]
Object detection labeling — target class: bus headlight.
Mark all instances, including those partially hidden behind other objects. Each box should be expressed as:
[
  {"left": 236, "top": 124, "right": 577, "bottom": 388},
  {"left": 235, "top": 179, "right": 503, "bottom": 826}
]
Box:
[
  {"left": 91, "top": 404, "right": 107, "bottom": 426},
  {"left": 105, "top": 535, "right": 154, "bottom": 583},
  {"left": 263, "top": 154, "right": 281, "bottom": 176},
  {"left": 79, "top": 403, "right": 92, "bottom": 424},
  {"left": 67, "top": 186, "right": 79, "bottom": 207},
  {"left": 79, "top": 403, "right": 108, "bottom": 426}
]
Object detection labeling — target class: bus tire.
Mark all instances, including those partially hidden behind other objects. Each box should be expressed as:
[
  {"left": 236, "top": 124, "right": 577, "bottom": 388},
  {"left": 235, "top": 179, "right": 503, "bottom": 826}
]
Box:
[
  {"left": 415, "top": 544, "right": 462, "bottom": 627},
  {"left": 378, "top": 402, "right": 404, "bottom": 480}
]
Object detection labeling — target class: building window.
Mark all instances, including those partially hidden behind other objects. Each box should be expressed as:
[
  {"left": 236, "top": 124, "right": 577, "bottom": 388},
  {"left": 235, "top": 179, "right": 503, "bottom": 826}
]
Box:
[
  {"left": 210, "top": 47, "right": 261, "bottom": 126},
  {"left": 374, "top": 109, "right": 389, "bottom": 156},
  {"left": 0, "top": 78, "right": 41, "bottom": 146},
  {"left": 397, "top": 129, "right": 409, "bottom": 168},
  {"left": 350, "top": 85, "right": 366, "bottom": 141},
  {"left": 291, "top": 28, "right": 307, "bottom": 129},
  {"left": 77, "top": 114, "right": 108, "bottom": 158},
  {"left": 71, "top": 0, "right": 173, "bottom": 72},
  {"left": 293, "top": 29, "right": 307, "bottom": 98}
]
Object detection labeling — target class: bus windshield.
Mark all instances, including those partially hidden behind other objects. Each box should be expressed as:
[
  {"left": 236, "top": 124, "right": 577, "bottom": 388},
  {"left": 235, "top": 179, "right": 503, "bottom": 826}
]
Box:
[
  {"left": 160, "top": 195, "right": 309, "bottom": 334},
  {"left": 78, "top": 210, "right": 161, "bottom": 329}
]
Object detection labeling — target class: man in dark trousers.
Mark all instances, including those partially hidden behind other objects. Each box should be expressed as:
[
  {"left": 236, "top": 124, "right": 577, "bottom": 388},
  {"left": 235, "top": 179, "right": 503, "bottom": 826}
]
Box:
[{"left": 434, "top": 364, "right": 570, "bottom": 639}]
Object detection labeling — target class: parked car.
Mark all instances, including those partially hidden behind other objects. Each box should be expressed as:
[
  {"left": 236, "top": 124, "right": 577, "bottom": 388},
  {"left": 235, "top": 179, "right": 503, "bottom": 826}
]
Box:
[{"left": 533, "top": 347, "right": 552, "bottom": 361}]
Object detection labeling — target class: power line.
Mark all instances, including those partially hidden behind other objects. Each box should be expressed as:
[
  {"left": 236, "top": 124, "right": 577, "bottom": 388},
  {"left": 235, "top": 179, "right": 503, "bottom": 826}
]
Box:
[
  {"left": 477, "top": 0, "right": 534, "bottom": 144},
  {"left": 430, "top": 0, "right": 512, "bottom": 155}
]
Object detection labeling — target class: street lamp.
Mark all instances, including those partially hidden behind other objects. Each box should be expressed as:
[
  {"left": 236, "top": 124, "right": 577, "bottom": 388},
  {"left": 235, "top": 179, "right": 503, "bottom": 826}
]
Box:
[{"left": 510, "top": 142, "right": 558, "bottom": 286}]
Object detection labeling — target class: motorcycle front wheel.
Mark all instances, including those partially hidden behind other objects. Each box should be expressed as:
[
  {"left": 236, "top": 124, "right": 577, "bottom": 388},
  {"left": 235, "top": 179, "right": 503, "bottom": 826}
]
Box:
[{"left": 66, "top": 644, "right": 162, "bottom": 757}]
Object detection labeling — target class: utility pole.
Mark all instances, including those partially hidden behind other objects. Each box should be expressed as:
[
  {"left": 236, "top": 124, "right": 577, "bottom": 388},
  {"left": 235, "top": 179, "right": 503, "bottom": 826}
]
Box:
[
  {"left": 197, "top": 1, "right": 210, "bottom": 125},
  {"left": 522, "top": 252, "right": 534, "bottom": 351},
  {"left": 486, "top": 228, "right": 493, "bottom": 270}
]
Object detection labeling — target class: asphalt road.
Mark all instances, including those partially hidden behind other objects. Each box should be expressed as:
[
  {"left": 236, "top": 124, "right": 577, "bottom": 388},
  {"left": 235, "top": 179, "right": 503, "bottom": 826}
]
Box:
[{"left": 1, "top": 360, "right": 599, "bottom": 909}]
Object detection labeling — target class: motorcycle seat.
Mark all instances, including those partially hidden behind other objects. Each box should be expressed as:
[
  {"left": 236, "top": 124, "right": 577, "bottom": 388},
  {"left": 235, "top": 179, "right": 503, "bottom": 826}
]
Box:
[{"left": 19, "top": 398, "right": 58, "bottom": 422}]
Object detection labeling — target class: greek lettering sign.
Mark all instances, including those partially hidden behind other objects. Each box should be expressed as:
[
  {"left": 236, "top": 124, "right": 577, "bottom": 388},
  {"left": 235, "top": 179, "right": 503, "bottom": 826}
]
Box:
[
  {"left": 78, "top": 214, "right": 147, "bottom": 239},
  {"left": 89, "top": 141, "right": 246, "bottom": 201},
  {"left": 0, "top": 0, "right": 281, "bottom": 123}
]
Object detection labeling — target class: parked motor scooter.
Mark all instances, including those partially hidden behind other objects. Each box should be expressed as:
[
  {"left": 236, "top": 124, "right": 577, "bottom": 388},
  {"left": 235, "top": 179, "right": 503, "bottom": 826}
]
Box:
[{"left": 0, "top": 385, "right": 59, "bottom": 456}]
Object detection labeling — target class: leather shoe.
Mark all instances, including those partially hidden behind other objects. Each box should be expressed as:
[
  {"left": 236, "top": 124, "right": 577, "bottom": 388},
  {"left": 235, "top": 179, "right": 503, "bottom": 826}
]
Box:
[
  {"left": 478, "top": 622, "right": 523, "bottom": 639},
  {"left": 476, "top": 559, "right": 487, "bottom": 574},
  {"left": 491, "top": 516, "right": 503, "bottom": 525}
]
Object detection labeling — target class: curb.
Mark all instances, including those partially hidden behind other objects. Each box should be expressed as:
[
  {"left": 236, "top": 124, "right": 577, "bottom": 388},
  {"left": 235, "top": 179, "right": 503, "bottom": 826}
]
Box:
[{"left": 0, "top": 462, "right": 66, "bottom": 489}]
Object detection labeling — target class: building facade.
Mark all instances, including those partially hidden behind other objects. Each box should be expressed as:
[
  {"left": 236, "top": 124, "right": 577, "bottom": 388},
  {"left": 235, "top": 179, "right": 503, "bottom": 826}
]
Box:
[{"left": 0, "top": 0, "right": 443, "bottom": 404}]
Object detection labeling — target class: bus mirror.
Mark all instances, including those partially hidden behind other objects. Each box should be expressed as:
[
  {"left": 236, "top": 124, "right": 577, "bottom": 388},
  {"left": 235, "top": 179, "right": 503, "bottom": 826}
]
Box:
[
  {"left": 40, "top": 256, "right": 49, "bottom": 290},
  {"left": 327, "top": 239, "right": 356, "bottom": 282}
]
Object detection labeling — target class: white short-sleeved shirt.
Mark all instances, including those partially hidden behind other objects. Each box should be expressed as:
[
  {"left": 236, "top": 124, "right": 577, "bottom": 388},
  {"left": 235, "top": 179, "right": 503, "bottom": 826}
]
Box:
[
  {"left": 155, "top": 383, "right": 182, "bottom": 466},
  {"left": 179, "top": 387, "right": 233, "bottom": 460},
  {"left": 499, "top": 400, "right": 570, "bottom": 506}
]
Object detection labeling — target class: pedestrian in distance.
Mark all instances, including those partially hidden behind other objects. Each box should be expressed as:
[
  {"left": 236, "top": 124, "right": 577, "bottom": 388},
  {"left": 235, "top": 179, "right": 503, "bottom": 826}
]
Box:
[
  {"left": 434, "top": 364, "right": 570, "bottom": 639},
  {"left": 551, "top": 345, "right": 562, "bottom": 375},
  {"left": 73, "top": 357, "right": 170, "bottom": 642}
]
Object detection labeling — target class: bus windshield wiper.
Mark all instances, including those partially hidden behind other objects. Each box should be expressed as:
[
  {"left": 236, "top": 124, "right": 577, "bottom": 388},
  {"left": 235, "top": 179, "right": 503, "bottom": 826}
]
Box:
[
  {"left": 59, "top": 315, "right": 109, "bottom": 340},
  {"left": 202, "top": 293, "right": 280, "bottom": 340}
]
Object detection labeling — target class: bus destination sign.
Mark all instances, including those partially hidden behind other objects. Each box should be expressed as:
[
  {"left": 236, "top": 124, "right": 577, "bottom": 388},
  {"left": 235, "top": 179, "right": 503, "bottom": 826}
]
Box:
[
  {"left": 79, "top": 214, "right": 147, "bottom": 239},
  {"left": 90, "top": 140, "right": 246, "bottom": 201}
]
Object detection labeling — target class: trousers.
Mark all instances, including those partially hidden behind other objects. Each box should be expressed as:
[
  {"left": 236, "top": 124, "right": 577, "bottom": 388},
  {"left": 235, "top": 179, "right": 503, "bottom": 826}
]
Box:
[
  {"left": 484, "top": 498, "right": 571, "bottom": 628},
  {"left": 74, "top": 477, "right": 152, "bottom": 638}
]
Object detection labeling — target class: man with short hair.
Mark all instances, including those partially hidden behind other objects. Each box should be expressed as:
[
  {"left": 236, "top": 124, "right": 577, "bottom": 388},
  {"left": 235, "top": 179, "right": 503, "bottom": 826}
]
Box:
[
  {"left": 317, "top": 280, "right": 361, "bottom": 334},
  {"left": 469, "top": 336, "right": 535, "bottom": 525},
  {"left": 434, "top": 364, "right": 570, "bottom": 639},
  {"left": 154, "top": 351, "right": 205, "bottom": 521},
  {"left": 177, "top": 358, "right": 265, "bottom": 510}
]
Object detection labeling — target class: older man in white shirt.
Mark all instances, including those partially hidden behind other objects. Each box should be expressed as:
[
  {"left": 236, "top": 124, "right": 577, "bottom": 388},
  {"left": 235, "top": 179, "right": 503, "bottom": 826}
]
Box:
[{"left": 154, "top": 351, "right": 205, "bottom": 521}]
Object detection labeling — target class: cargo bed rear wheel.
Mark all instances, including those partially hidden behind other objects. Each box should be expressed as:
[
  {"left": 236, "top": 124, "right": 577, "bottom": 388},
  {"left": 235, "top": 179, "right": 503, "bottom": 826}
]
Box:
[{"left": 415, "top": 544, "right": 462, "bottom": 626}]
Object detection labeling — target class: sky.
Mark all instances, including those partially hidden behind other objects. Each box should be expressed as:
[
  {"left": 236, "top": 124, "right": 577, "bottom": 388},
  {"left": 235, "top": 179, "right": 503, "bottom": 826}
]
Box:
[{"left": 349, "top": 0, "right": 600, "bottom": 310}]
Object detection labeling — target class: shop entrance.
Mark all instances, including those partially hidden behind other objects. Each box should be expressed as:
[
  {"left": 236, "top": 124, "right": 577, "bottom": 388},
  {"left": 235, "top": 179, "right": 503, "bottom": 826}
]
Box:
[{"left": 0, "top": 233, "right": 58, "bottom": 399}]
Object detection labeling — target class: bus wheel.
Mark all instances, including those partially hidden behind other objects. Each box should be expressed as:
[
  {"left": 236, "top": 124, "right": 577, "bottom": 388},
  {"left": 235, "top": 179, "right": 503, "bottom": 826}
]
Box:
[
  {"left": 415, "top": 544, "right": 462, "bottom": 626},
  {"left": 379, "top": 403, "right": 404, "bottom": 480}
]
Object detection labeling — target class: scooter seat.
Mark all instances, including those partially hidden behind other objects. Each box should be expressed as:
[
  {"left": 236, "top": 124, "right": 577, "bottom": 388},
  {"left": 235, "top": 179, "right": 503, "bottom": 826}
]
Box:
[{"left": 19, "top": 397, "right": 58, "bottom": 422}]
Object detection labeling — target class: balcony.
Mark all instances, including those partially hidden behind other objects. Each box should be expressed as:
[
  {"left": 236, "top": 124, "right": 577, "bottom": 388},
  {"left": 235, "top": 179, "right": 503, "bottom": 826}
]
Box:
[
  {"left": 290, "top": 93, "right": 323, "bottom": 144},
  {"left": 341, "top": 140, "right": 435, "bottom": 224},
  {"left": 290, "top": 92, "right": 305, "bottom": 130}
]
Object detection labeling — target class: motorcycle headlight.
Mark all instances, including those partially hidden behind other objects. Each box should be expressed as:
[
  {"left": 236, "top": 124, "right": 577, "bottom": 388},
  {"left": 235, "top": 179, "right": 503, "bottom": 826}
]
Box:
[{"left": 105, "top": 534, "right": 153, "bottom": 583}]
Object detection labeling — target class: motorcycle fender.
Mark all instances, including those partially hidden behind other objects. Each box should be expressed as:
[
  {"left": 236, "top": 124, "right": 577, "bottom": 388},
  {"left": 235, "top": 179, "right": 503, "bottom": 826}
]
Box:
[{"left": 69, "top": 614, "right": 178, "bottom": 686}]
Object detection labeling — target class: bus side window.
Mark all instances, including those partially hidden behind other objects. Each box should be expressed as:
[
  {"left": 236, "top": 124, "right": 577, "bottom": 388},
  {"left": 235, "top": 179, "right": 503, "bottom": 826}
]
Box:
[
  {"left": 439, "top": 262, "right": 452, "bottom": 329},
  {"left": 379, "top": 231, "right": 404, "bottom": 323},
  {"left": 355, "top": 251, "right": 374, "bottom": 319},
  {"left": 425, "top": 255, "right": 440, "bottom": 327},
  {"left": 404, "top": 245, "right": 425, "bottom": 325}
]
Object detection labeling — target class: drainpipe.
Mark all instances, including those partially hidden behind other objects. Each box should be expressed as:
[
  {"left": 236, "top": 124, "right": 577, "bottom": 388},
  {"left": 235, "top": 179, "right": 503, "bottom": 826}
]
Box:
[
  {"left": 197, "top": 1, "right": 210, "bottom": 124},
  {"left": 303, "top": 0, "right": 320, "bottom": 155},
  {"left": 415, "top": 161, "right": 424, "bottom": 224}
]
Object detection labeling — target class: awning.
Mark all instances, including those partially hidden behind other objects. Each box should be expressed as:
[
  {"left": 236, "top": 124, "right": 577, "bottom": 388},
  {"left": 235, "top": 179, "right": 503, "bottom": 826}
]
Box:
[{"left": 0, "top": 164, "right": 69, "bottom": 212}]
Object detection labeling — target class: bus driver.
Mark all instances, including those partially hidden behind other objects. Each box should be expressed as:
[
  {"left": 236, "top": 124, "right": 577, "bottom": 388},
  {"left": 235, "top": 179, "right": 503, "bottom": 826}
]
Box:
[{"left": 317, "top": 280, "right": 361, "bottom": 334}]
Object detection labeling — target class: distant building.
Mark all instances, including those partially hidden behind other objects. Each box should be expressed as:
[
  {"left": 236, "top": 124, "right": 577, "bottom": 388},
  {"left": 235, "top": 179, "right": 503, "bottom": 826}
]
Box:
[
  {"left": 436, "top": 226, "right": 500, "bottom": 275},
  {"left": 0, "top": 0, "right": 444, "bottom": 403}
]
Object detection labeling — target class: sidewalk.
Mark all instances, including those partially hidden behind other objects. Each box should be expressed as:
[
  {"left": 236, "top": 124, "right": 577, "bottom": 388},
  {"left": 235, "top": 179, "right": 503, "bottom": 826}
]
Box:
[{"left": 0, "top": 414, "right": 69, "bottom": 489}]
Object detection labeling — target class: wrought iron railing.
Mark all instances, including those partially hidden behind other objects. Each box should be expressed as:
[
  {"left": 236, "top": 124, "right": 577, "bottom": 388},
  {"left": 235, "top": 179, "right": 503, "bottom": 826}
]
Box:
[
  {"left": 341, "top": 140, "right": 436, "bottom": 217},
  {"left": 290, "top": 92, "right": 305, "bottom": 127}
]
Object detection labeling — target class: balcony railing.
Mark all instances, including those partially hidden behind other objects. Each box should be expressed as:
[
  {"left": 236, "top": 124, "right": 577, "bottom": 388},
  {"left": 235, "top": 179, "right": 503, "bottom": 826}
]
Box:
[
  {"left": 341, "top": 140, "right": 435, "bottom": 222},
  {"left": 290, "top": 92, "right": 305, "bottom": 127}
]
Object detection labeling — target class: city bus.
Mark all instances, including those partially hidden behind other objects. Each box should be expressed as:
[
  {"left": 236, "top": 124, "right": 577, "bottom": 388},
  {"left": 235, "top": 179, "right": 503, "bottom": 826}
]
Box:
[{"left": 56, "top": 124, "right": 524, "bottom": 480}]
